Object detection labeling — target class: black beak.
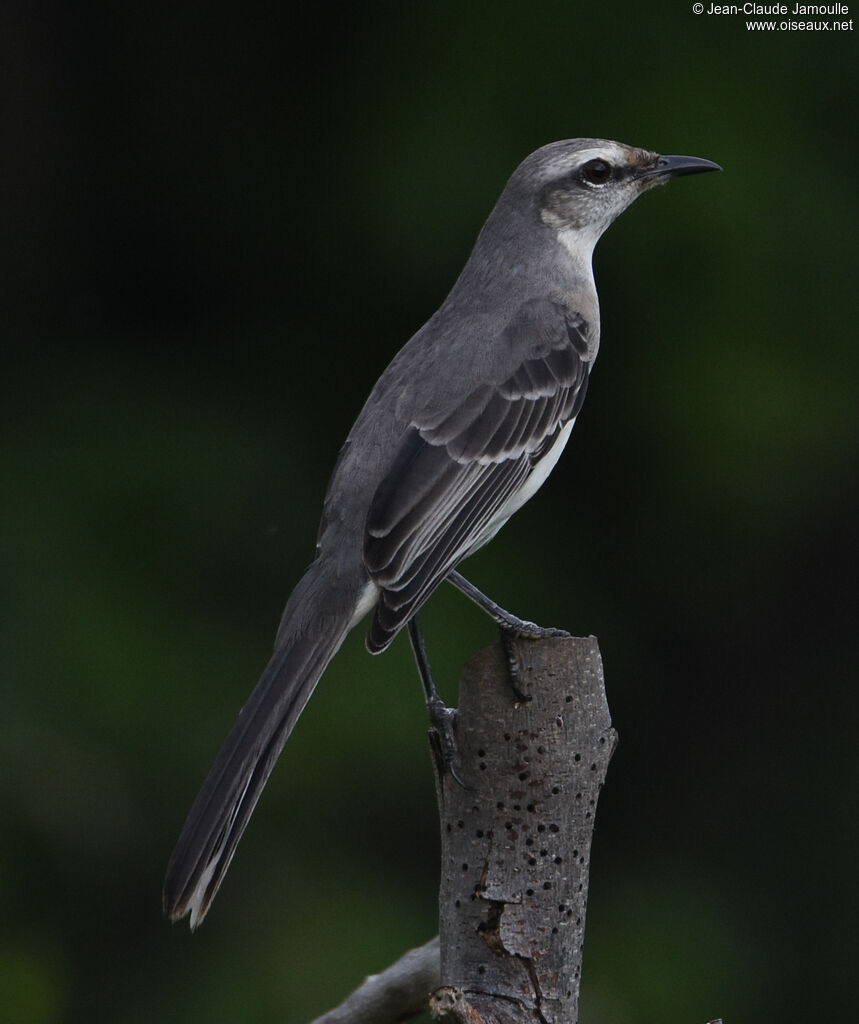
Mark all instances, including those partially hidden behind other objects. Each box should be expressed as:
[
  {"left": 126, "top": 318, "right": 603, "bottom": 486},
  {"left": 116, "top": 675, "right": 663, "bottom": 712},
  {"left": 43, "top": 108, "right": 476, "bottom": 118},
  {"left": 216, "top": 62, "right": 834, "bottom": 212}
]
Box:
[{"left": 640, "top": 154, "right": 723, "bottom": 182}]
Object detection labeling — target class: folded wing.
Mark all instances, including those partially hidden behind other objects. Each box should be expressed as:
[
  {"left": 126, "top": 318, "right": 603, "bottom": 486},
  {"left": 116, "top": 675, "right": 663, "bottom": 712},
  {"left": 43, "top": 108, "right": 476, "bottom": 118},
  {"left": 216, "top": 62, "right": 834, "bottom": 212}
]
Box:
[{"left": 364, "top": 297, "right": 592, "bottom": 652}]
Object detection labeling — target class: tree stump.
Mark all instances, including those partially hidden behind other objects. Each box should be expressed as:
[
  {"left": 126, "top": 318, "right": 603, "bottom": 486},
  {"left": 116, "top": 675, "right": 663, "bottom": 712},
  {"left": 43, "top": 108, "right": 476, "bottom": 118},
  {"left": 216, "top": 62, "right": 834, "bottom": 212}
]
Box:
[{"left": 431, "top": 635, "right": 616, "bottom": 1024}]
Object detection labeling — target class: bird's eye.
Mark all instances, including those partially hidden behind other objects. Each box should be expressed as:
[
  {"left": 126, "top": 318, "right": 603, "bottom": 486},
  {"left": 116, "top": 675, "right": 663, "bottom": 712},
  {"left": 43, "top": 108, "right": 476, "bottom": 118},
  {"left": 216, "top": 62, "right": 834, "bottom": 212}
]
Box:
[{"left": 581, "top": 159, "right": 612, "bottom": 186}]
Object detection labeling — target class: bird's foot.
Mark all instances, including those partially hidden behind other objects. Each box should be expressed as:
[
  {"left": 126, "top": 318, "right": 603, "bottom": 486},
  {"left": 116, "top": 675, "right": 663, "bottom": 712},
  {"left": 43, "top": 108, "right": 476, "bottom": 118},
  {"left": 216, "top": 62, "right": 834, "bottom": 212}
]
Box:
[
  {"left": 446, "top": 570, "right": 570, "bottom": 646},
  {"left": 427, "top": 697, "right": 470, "bottom": 789},
  {"left": 500, "top": 629, "right": 530, "bottom": 702},
  {"left": 499, "top": 621, "right": 571, "bottom": 703},
  {"left": 503, "top": 618, "right": 570, "bottom": 641}
]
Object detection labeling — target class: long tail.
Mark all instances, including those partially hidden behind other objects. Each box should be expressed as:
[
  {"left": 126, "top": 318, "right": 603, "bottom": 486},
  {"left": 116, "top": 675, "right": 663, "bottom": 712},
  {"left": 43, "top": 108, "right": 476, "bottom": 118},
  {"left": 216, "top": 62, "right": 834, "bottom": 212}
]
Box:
[{"left": 163, "top": 559, "right": 360, "bottom": 928}]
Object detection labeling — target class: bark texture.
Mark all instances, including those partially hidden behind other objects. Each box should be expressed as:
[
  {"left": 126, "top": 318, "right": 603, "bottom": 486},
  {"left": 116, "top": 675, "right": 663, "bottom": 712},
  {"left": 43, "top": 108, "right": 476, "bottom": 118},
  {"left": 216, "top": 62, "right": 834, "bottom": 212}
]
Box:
[
  {"left": 304, "top": 937, "right": 440, "bottom": 1024},
  {"left": 431, "top": 635, "right": 616, "bottom": 1024}
]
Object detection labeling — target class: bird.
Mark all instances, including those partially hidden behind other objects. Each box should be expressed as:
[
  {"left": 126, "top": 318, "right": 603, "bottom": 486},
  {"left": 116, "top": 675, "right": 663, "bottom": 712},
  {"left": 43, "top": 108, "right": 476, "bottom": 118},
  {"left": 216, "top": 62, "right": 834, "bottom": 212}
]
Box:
[{"left": 163, "top": 138, "right": 720, "bottom": 928}]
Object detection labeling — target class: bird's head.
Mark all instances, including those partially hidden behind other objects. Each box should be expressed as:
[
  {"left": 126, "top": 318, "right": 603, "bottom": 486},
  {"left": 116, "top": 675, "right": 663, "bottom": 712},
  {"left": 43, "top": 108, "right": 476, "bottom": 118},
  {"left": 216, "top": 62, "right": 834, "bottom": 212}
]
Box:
[{"left": 511, "top": 138, "right": 721, "bottom": 251}]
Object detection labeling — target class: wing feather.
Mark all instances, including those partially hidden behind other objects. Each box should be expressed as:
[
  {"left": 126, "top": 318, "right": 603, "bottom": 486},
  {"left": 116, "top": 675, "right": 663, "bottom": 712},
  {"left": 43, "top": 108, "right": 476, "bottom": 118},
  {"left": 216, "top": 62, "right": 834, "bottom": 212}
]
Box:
[
  {"left": 371, "top": 459, "right": 529, "bottom": 637},
  {"left": 364, "top": 298, "right": 592, "bottom": 652}
]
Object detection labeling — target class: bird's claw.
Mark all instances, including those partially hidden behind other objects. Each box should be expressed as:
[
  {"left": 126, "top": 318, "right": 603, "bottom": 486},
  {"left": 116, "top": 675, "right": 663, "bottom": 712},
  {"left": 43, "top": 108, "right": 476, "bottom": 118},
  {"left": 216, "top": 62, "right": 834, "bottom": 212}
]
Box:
[
  {"left": 499, "top": 622, "right": 570, "bottom": 702},
  {"left": 511, "top": 621, "right": 571, "bottom": 640},
  {"left": 427, "top": 699, "right": 470, "bottom": 789},
  {"left": 500, "top": 629, "right": 531, "bottom": 703}
]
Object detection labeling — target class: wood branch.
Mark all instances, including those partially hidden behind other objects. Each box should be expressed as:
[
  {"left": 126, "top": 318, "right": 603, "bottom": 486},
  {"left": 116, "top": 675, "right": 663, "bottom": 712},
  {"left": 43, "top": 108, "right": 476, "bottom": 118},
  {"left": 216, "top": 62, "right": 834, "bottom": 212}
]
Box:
[
  {"left": 429, "top": 635, "right": 616, "bottom": 1024},
  {"left": 300, "top": 637, "right": 721, "bottom": 1024},
  {"left": 304, "top": 936, "right": 440, "bottom": 1024}
]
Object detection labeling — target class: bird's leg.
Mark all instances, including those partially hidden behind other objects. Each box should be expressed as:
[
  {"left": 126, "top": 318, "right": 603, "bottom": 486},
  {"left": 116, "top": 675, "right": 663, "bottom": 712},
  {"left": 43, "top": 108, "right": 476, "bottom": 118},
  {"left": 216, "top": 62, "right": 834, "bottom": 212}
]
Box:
[
  {"left": 407, "top": 617, "right": 467, "bottom": 787},
  {"left": 447, "top": 569, "right": 570, "bottom": 638},
  {"left": 446, "top": 569, "right": 570, "bottom": 700}
]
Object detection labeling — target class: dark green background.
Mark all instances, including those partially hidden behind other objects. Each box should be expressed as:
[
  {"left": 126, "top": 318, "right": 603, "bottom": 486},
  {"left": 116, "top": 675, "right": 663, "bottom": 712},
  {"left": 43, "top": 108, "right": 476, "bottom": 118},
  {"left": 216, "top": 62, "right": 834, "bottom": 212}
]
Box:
[{"left": 2, "top": 2, "right": 856, "bottom": 1022}]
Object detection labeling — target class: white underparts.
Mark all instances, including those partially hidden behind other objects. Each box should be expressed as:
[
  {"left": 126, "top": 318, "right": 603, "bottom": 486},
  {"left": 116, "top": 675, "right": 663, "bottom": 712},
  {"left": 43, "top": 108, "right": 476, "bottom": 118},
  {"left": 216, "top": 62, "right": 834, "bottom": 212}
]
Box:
[
  {"left": 499, "top": 417, "right": 576, "bottom": 517},
  {"left": 467, "top": 417, "right": 578, "bottom": 556}
]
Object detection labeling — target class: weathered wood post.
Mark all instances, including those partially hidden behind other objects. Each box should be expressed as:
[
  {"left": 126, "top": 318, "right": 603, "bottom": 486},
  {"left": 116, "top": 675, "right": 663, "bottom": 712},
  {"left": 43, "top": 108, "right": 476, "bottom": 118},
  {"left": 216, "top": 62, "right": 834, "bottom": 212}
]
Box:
[{"left": 430, "top": 635, "right": 616, "bottom": 1024}]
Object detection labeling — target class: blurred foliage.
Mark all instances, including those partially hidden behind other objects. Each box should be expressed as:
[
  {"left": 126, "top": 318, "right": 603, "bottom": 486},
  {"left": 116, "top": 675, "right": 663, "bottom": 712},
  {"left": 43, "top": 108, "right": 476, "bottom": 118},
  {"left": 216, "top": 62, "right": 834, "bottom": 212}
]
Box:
[{"left": 1, "top": 2, "right": 856, "bottom": 1022}]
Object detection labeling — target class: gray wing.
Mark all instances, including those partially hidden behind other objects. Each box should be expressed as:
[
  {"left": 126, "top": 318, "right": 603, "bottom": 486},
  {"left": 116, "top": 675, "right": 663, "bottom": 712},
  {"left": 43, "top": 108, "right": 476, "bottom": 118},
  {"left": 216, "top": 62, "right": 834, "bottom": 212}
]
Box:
[{"left": 364, "top": 297, "right": 592, "bottom": 653}]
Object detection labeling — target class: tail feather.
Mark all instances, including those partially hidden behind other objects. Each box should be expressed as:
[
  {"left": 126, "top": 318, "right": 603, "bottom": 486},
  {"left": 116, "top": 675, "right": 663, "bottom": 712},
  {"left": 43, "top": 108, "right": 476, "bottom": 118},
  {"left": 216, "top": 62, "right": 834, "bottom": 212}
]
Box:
[{"left": 163, "top": 563, "right": 356, "bottom": 927}]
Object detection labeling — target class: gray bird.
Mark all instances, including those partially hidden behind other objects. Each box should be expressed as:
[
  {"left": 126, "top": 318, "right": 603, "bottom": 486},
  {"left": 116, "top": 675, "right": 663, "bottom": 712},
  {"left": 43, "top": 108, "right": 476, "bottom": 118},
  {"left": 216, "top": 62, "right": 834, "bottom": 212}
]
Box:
[{"left": 164, "top": 138, "right": 720, "bottom": 927}]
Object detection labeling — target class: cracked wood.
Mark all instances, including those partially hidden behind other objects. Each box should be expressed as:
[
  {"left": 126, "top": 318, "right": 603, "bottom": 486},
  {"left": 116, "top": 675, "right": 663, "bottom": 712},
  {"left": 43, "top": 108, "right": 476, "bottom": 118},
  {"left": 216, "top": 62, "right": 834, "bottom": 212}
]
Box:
[{"left": 431, "top": 635, "right": 616, "bottom": 1024}]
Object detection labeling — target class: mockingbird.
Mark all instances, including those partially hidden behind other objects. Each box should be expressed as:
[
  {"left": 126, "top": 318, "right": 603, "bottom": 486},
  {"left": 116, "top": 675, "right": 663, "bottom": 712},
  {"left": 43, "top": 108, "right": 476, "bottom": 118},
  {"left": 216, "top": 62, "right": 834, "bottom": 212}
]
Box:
[{"left": 164, "top": 138, "right": 720, "bottom": 927}]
